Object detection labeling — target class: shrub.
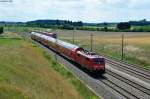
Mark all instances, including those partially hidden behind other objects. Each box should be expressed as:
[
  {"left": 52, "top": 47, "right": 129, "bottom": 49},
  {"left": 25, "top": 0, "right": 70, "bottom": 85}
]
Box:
[
  {"left": 117, "top": 22, "right": 131, "bottom": 30},
  {"left": 0, "top": 27, "right": 4, "bottom": 34}
]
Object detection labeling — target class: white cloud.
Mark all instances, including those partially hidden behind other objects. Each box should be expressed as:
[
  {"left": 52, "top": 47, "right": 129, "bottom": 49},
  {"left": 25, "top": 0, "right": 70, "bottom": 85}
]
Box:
[
  {"left": 128, "top": 0, "right": 150, "bottom": 8},
  {"left": 0, "top": 0, "right": 150, "bottom": 22}
]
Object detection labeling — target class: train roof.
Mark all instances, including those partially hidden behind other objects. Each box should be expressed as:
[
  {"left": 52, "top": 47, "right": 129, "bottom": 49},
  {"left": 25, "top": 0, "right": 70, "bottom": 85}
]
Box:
[
  {"left": 31, "top": 32, "right": 80, "bottom": 50},
  {"left": 32, "top": 31, "right": 54, "bottom": 34},
  {"left": 77, "top": 50, "right": 103, "bottom": 59}
]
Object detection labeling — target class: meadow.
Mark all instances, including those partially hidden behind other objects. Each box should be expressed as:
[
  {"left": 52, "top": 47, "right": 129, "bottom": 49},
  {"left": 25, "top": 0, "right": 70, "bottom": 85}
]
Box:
[
  {"left": 56, "top": 30, "right": 150, "bottom": 69},
  {"left": 0, "top": 32, "right": 98, "bottom": 99}
]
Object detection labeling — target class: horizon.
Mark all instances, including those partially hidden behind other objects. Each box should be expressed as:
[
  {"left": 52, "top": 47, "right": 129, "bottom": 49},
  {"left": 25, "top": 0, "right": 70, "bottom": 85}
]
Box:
[
  {"left": 0, "top": 0, "right": 150, "bottom": 23},
  {"left": 0, "top": 19, "right": 149, "bottom": 23}
]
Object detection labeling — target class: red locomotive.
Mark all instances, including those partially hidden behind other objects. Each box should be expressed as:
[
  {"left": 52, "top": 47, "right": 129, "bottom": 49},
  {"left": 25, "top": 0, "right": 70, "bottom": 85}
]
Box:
[{"left": 31, "top": 31, "right": 105, "bottom": 74}]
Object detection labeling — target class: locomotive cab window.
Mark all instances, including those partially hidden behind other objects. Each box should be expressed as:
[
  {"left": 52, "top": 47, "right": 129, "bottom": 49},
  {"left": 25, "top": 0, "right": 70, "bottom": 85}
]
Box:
[{"left": 93, "top": 58, "right": 103, "bottom": 64}]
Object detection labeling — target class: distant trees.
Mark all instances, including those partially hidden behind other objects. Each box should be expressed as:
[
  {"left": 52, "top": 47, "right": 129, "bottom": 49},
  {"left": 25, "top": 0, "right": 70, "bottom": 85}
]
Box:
[
  {"left": 103, "top": 22, "right": 108, "bottom": 26},
  {"left": 73, "top": 21, "right": 83, "bottom": 27},
  {"left": 129, "top": 19, "right": 150, "bottom": 26},
  {"left": 103, "top": 22, "right": 108, "bottom": 31},
  {"left": 117, "top": 22, "right": 131, "bottom": 30},
  {"left": 56, "top": 19, "right": 61, "bottom": 26},
  {"left": 0, "top": 27, "right": 4, "bottom": 34},
  {"left": 26, "top": 20, "right": 83, "bottom": 29}
]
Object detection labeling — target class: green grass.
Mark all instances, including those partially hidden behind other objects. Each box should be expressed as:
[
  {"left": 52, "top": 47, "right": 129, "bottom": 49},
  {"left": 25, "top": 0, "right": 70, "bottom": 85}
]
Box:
[
  {"left": 43, "top": 52, "right": 99, "bottom": 99},
  {"left": 0, "top": 38, "right": 79, "bottom": 99},
  {"left": 132, "top": 26, "right": 150, "bottom": 32},
  {"left": 0, "top": 32, "right": 99, "bottom": 99},
  {"left": 0, "top": 38, "right": 23, "bottom": 45},
  {"left": 0, "top": 84, "right": 28, "bottom": 99}
]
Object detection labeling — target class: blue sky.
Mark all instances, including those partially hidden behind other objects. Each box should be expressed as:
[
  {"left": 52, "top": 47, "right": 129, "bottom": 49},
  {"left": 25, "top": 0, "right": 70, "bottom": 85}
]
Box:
[{"left": 0, "top": 0, "right": 150, "bottom": 22}]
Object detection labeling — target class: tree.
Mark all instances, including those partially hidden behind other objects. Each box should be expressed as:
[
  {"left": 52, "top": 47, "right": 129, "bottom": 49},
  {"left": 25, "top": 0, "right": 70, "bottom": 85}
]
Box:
[
  {"left": 103, "top": 22, "right": 108, "bottom": 31},
  {"left": 104, "top": 27, "right": 108, "bottom": 31},
  {"left": 0, "top": 27, "right": 4, "bottom": 34},
  {"left": 73, "top": 21, "right": 83, "bottom": 27},
  {"left": 103, "top": 22, "right": 108, "bottom": 26},
  {"left": 56, "top": 20, "right": 61, "bottom": 26},
  {"left": 117, "top": 22, "right": 131, "bottom": 30}
]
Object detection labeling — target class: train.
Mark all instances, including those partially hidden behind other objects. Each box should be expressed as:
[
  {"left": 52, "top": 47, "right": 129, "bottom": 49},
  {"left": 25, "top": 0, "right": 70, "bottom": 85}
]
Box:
[
  {"left": 31, "top": 31, "right": 105, "bottom": 74},
  {"left": 32, "top": 30, "right": 57, "bottom": 38}
]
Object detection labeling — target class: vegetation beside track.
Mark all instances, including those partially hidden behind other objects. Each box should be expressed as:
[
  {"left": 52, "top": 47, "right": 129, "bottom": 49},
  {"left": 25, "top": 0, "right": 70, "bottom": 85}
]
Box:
[
  {"left": 42, "top": 51, "right": 98, "bottom": 99},
  {"left": 0, "top": 32, "right": 99, "bottom": 99}
]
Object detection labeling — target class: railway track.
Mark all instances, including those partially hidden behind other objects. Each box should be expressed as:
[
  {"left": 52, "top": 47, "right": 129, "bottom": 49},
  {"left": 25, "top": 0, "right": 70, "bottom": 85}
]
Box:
[
  {"left": 101, "top": 55, "right": 150, "bottom": 83},
  {"left": 103, "top": 70, "right": 150, "bottom": 99},
  {"left": 100, "top": 77, "right": 139, "bottom": 99},
  {"left": 106, "top": 58, "right": 150, "bottom": 77},
  {"left": 34, "top": 40, "right": 150, "bottom": 99},
  {"left": 107, "top": 70, "right": 150, "bottom": 96},
  {"left": 111, "top": 58, "right": 150, "bottom": 73},
  {"left": 100, "top": 53, "right": 150, "bottom": 73}
]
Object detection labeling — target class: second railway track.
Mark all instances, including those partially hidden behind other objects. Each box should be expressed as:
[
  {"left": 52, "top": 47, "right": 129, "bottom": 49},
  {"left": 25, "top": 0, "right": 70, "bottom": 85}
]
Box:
[
  {"left": 107, "top": 70, "right": 150, "bottom": 96},
  {"left": 102, "top": 69, "right": 150, "bottom": 99},
  {"left": 105, "top": 58, "right": 150, "bottom": 83},
  {"left": 100, "top": 53, "right": 150, "bottom": 73}
]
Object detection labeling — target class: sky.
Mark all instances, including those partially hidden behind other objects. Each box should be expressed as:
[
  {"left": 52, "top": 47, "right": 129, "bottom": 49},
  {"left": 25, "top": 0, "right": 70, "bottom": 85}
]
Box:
[{"left": 0, "top": 0, "right": 150, "bottom": 23}]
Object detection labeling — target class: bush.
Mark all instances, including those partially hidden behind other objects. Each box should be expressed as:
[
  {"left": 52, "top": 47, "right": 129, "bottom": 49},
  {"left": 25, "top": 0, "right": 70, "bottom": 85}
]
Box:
[
  {"left": 0, "top": 27, "right": 4, "bottom": 34},
  {"left": 62, "top": 24, "right": 74, "bottom": 30},
  {"left": 117, "top": 22, "right": 131, "bottom": 30}
]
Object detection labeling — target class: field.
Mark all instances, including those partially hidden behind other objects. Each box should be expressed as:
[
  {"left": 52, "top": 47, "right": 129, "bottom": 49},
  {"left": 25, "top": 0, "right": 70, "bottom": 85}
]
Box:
[
  {"left": 56, "top": 30, "right": 150, "bottom": 69},
  {"left": 0, "top": 32, "right": 98, "bottom": 99}
]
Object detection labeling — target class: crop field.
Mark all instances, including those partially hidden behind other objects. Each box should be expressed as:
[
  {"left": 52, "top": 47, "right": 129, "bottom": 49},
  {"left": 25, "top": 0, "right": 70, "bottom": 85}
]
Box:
[
  {"left": 56, "top": 30, "right": 150, "bottom": 69},
  {"left": 0, "top": 32, "right": 98, "bottom": 99}
]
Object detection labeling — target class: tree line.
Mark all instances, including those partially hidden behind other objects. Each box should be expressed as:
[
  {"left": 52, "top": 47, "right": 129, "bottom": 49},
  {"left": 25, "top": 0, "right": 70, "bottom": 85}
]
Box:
[
  {"left": 1, "top": 19, "right": 150, "bottom": 32},
  {"left": 26, "top": 20, "right": 132, "bottom": 30},
  {"left": 26, "top": 20, "right": 83, "bottom": 30}
]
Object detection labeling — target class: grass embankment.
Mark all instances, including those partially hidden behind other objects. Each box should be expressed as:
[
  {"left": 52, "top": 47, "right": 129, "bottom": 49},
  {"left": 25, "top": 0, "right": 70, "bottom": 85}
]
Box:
[
  {"left": 57, "top": 30, "right": 150, "bottom": 69},
  {"left": 0, "top": 32, "right": 98, "bottom": 99}
]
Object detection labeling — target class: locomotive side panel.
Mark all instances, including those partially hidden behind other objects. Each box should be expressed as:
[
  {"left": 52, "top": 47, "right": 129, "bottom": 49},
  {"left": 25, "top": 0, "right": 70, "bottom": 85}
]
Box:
[{"left": 76, "top": 53, "right": 91, "bottom": 70}]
